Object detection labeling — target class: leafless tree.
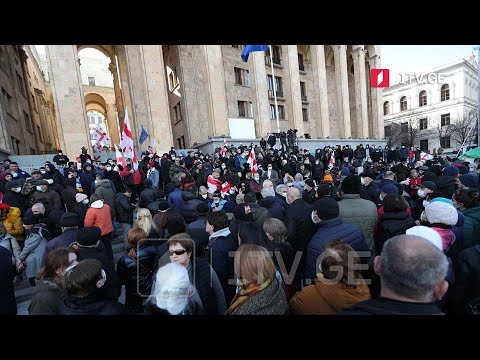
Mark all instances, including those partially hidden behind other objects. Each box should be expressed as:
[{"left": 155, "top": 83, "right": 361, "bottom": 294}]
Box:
[
  {"left": 429, "top": 116, "right": 454, "bottom": 148},
  {"left": 451, "top": 112, "right": 478, "bottom": 147},
  {"left": 400, "top": 118, "right": 422, "bottom": 148},
  {"left": 384, "top": 122, "right": 403, "bottom": 148}
]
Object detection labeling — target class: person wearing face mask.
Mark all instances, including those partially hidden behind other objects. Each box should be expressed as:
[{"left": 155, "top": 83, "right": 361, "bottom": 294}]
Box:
[
  {"left": 2, "top": 180, "right": 27, "bottom": 215},
  {"left": 103, "top": 162, "right": 124, "bottom": 193},
  {"left": 9, "top": 162, "right": 30, "bottom": 180},
  {"left": 146, "top": 161, "right": 160, "bottom": 189},
  {"left": 53, "top": 150, "right": 70, "bottom": 167},
  {"left": 249, "top": 173, "right": 263, "bottom": 198},
  {"left": 73, "top": 193, "right": 89, "bottom": 222},
  {"left": 29, "top": 247, "right": 78, "bottom": 315},
  {"left": 415, "top": 181, "right": 438, "bottom": 219},
  {"left": 210, "top": 192, "right": 226, "bottom": 211},
  {"left": 30, "top": 180, "right": 63, "bottom": 210},
  {"left": 261, "top": 163, "right": 279, "bottom": 185},
  {"left": 359, "top": 172, "right": 379, "bottom": 204}
]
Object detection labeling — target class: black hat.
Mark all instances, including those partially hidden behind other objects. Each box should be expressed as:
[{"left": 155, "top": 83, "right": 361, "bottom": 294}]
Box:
[
  {"left": 341, "top": 175, "right": 361, "bottom": 194},
  {"left": 76, "top": 226, "right": 101, "bottom": 246},
  {"left": 37, "top": 180, "right": 49, "bottom": 186},
  {"left": 59, "top": 213, "right": 83, "bottom": 227},
  {"left": 23, "top": 213, "right": 41, "bottom": 225},
  {"left": 359, "top": 172, "right": 375, "bottom": 181},
  {"left": 313, "top": 197, "right": 339, "bottom": 221},
  {"left": 196, "top": 202, "right": 210, "bottom": 216},
  {"left": 31, "top": 169, "right": 42, "bottom": 175},
  {"left": 419, "top": 181, "right": 437, "bottom": 192},
  {"left": 158, "top": 202, "right": 170, "bottom": 212}
]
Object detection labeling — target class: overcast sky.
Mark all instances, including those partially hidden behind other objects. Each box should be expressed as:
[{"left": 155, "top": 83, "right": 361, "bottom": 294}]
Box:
[{"left": 381, "top": 45, "right": 478, "bottom": 84}]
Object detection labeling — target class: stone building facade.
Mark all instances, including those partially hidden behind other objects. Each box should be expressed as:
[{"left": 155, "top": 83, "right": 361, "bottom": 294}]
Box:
[
  {"left": 0, "top": 45, "right": 58, "bottom": 158},
  {"left": 43, "top": 45, "right": 383, "bottom": 158},
  {"left": 383, "top": 58, "right": 478, "bottom": 153}
]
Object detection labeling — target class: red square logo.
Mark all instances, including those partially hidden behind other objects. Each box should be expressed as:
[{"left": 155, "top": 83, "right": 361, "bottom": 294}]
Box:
[{"left": 371, "top": 69, "right": 390, "bottom": 88}]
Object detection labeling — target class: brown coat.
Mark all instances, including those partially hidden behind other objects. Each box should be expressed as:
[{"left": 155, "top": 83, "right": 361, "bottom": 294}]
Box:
[{"left": 289, "top": 276, "right": 370, "bottom": 315}]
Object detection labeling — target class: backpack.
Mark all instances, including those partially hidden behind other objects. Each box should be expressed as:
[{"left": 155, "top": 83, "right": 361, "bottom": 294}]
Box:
[{"left": 20, "top": 179, "right": 35, "bottom": 197}]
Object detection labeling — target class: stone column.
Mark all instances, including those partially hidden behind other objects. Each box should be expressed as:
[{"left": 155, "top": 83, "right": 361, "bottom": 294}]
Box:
[
  {"left": 115, "top": 45, "right": 135, "bottom": 139},
  {"left": 368, "top": 55, "right": 384, "bottom": 139},
  {"left": 352, "top": 45, "right": 369, "bottom": 139},
  {"left": 140, "top": 45, "right": 173, "bottom": 151},
  {"left": 203, "top": 45, "right": 229, "bottom": 136},
  {"left": 311, "top": 45, "right": 330, "bottom": 138},
  {"left": 286, "top": 45, "right": 305, "bottom": 136},
  {"left": 333, "top": 45, "right": 351, "bottom": 138},
  {"left": 46, "top": 45, "right": 91, "bottom": 158},
  {"left": 252, "top": 51, "right": 271, "bottom": 136},
  {"left": 105, "top": 103, "right": 120, "bottom": 147},
  {"left": 108, "top": 61, "right": 124, "bottom": 135}
]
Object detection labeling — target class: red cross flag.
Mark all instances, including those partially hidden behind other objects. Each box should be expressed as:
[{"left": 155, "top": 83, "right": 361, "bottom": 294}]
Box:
[
  {"left": 119, "top": 107, "right": 138, "bottom": 170},
  {"left": 247, "top": 148, "right": 257, "bottom": 174}
]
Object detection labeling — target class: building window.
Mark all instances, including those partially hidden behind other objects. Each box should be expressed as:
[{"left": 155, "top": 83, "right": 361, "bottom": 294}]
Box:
[
  {"left": 441, "top": 113, "right": 450, "bottom": 127},
  {"left": 265, "top": 46, "right": 282, "bottom": 66},
  {"left": 11, "top": 136, "right": 20, "bottom": 154},
  {"left": 17, "top": 72, "right": 25, "bottom": 96},
  {"left": 400, "top": 96, "right": 407, "bottom": 111},
  {"left": 234, "top": 67, "right": 250, "bottom": 87},
  {"left": 441, "top": 136, "right": 451, "bottom": 148},
  {"left": 298, "top": 53, "right": 305, "bottom": 71},
  {"left": 419, "top": 90, "right": 427, "bottom": 107},
  {"left": 302, "top": 108, "right": 308, "bottom": 122},
  {"left": 88, "top": 76, "right": 96, "bottom": 86},
  {"left": 419, "top": 118, "right": 428, "bottom": 130},
  {"left": 31, "top": 92, "right": 38, "bottom": 112},
  {"left": 238, "top": 101, "right": 253, "bottom": 118},
  {"left": 441, "top": 84, "right": 450, "bottom": 101},
  {"left": 2, "top": 88, "right": 15, "bottom": 117},
  {"left": 383, "top": 101, "right": 390, "bottom": 115},
  {"left": 300, "top": 82, "right": 307, "bottom": 102},
  {"left": 420, "top": 139, "right": 429, "bottom": 152},
  {"left": 270, "top": 104, "right": 285, "bottom": 120},
  {"left": 400, "top": 122, "right": 408, "bottom": 134},
  {"left": 24, "top": 110, "right": 32, "bottom": 133},
  {"left": 37, "top": 125, "right": 43, "bottom": 142},
  {"left": 232, "top": 45, "right": 239, "bottom": 49},
  {"left": 173, "top": 102, "right": 183, "bottom": 123},
  {"left": 267, "top": 75, "right": 283, "bottom": 98},
  {"left": 384, "top": 125, "right": 391, "bottom": 137},
  {"left": 177, "top": 136, "right": 185, "bottom": 149}
]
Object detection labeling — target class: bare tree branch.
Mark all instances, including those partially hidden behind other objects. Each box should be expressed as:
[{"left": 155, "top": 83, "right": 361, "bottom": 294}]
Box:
[
  {"left": 385, "top": 122, "right": 403, "bottom": 148},
  {"left": 400, "top": 118, "right": 422, "bottom": 148},
  {"left": 451, "top": 112, "right": 478, "bottom": 147}
]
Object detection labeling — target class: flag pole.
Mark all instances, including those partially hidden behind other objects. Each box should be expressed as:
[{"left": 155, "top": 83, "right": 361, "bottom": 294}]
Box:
[
  {"left": 475, "top": 45, "right": 480, "bottom": 148},
  {"left": 269, "top": 45, "right": 281, "bottom": 135}
]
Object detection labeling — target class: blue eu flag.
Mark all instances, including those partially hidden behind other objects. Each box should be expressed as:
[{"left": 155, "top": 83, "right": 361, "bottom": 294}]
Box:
[
  {"left": 139, "top": 125, "right": 149, "bottom": 145},
  {"left": 241, "top": 45, "right": 269, "bottom": 62}
]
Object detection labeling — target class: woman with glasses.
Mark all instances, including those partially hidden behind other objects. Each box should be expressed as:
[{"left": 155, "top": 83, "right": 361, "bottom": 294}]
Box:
[
  {"left": 163, "top": 233, "right": 226, "bottom": 315},
  {"left": 226, "top": 244, "right": 288, "bottom": 315},
  {"left": 29, "top": 247, "right": 78, "bottom": 315}
]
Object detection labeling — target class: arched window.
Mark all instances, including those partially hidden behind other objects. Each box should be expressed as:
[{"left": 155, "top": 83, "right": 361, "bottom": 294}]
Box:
[
  {"left": 419, "top": 90, "right": 427, "bottom": 107},
  {"left": 383, "top": 101, "right": 390, "bottom": 115},
  {"left": 441, "top": 84, "right": 450, "bottom": 101},
  {"left": 400, "top": 96, "right": 407, "bottom": 111}
]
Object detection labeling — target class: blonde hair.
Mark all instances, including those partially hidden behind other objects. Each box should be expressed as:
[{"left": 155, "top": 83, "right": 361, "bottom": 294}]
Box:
[
  {"left": 134, "top": 208, "right": 154, "bottom": 237},
  {"left": 234, "top": 244, "right": 276, "bottom": 287}
]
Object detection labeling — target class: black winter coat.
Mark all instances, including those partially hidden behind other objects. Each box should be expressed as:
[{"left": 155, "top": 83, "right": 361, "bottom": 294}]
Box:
[
  {"left": 285, "top": 199, "right": 314, "bottom": 254},
  {"left": 259, "top": 196, "right": 286, "bottom": 222},
  {"left": 59, "top": 294, "right": 128, "bottom": 315},
  {"left": 186, "top": 216, "right": 210, "bottom": 257},
  {"left": 139, "top": 187, "right": 161, "bottom": 208},
  {"left": 376, "top": 211, "right": 416, "bottom": 254},
  {"left": 181, "top": 192, "right": 204, "bottom": 224},
  {"left": 0, "top": 246, "right": 16, "bottom": 315},
  {"left": 114, "top": 192, "right": 135, "bottom": 224},
  {"left": 450, "top": 245, "right": 480, "bottom": 314},
  {"left": 117, "top": 245, "right": 159, "bottom": 312}
]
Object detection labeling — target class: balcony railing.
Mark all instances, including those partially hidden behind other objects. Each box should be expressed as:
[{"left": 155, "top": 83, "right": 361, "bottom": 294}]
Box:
[
  {"left": 265, "top": 56, "right": 282, "bottom": 66},
  {"left": 268, "top": 90, "right": 284, "bottom": 99}
]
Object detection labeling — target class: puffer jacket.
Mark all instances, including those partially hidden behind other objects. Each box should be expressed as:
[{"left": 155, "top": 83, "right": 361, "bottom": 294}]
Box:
[
  {"left": 94, "top": 180, "right": 116, "bottom": 218},
  {"left": 227, "top": 277, "right": 288, "bottom": 315},
  {"left": 3, "top": 207, "right": 24, "bottom": 241},
  {"left": 462, "top": 206, "right": 480, "bottom": 249},
  {"left": 338, "top": 194, "right": 378, "bottom": 253},
  {"left": 306, "top": 218, "right": 368, "bottom": 279},
  {"left": 259, "top": 196, "right": 286, "bottom": 222},
  {"left": 59, "top": 294, "right": 128, "bottom": 315},
  {"left": 181, "top": 192, "right": 204, "bottom": 224},
  {"left": 375, "top": 211, "right": 416, "bottom": 255},
  {"left": 30, "top": 189, "right": 63, "bottom": 210},
  {"left": 19, "top": 224, "right": 49, "bottom": 278},
  {"left": 450, "top": 245, "right": 480, "bottom": 314},
  {"left": 139, "top": 186, "right": 161, "bottom": 208},
  {"left": 114, "top": 192, "right": 135, "bottom": 224}
]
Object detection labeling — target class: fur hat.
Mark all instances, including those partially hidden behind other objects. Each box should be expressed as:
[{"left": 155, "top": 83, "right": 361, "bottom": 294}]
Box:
[
  {"left": 76, "top": 226, "right": 102, "bottom": 246},
  {"left": 424, "top": 201, "right": 458, "bottom": 226}
]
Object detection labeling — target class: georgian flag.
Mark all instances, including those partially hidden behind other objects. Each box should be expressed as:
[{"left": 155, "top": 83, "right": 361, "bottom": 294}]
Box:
[
  {"left": 94, "top": 123, "right": 111, "bottom": 147},
  {"left": 247, "top": 148, "right": 258, "bottom": 174},
  {"left": 420, "top": 151, "right": 433, "bottom": 161},
  {"left": 328, "top": 152, "right": 335, "bottom": 169},
  {"left": 221, "top": 138, "right": 227, "bottom": 154},
  {"left": 119, "top": 107, "right": 138, "bottom": 170}
]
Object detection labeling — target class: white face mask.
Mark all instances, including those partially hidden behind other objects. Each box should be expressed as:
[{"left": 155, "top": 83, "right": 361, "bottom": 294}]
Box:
[
  {"left": 46, "top": 179, "right": 54, "bottom": 184},
  {"left": 12, "top": 173, "right": 18, "bottom": 178},
  {"left": 417, "top": 189, "right": 426, "bottom": 198},
  {"left": 14, "top": 187, "right": 22, "bottom": 193},
  {"left": 379, "top": 193, "right": 385, "bottom": 201},
  {"left": 282, "top": 192, "right": 287, "bottom": 198},
  {"left": 171, "top": 156, "right": 176, "bottom": 160},
  {"left": 201, "top": 194, "right": 208, "bottom": 199},
  {"left": 422, "top": 200, "right": 429, "bottom": 207},
  {"left": 106, "top": 166, "right": 112, "bottom": 171},
  {"left": 214, "top": 200, "right": 220, "bottom": 204},
  {"left": 221, "top": 165, "right": 226, "bottom": 169},
  {"left": 36, "top": 186, "right": 43, "bottom": 192},
  {"left": 268, "top": 166, "right": 272, "bottom": 170},
  {"left": 82, "top": 199, "right": 89, "bottom": 205},
  {"left": 229, "top": 189, "right": 236, "bottom": 194},
  {"left": 40, "top": 170, "right": 46, "bottom": 174},
  {"left": 254, "top": 176, "right": 260, "bottom": 181},
  {"left": 361, "top": 177, "right": 366, "bottom": 185}
]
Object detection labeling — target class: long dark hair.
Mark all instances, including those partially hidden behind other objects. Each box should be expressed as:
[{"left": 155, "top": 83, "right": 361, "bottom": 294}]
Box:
[{"left": 37, "top": 247, "right": 77, "bottom": 284}]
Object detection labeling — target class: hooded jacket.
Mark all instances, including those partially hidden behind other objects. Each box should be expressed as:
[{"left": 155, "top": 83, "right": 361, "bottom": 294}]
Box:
[{"left": 84, "top": 200, "right": 114, "bottom": 236}]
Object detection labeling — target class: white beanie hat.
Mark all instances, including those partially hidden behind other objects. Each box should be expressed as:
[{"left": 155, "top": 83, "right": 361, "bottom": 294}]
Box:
[
  {"left": 424, "top": 201, "right": 458, "bottom": 226},
  {"left": 406, "top": 226, "right": 443, "bottom": 250},
  {"left": 152, "top": 263, "right": 191, "bottom": 315}
]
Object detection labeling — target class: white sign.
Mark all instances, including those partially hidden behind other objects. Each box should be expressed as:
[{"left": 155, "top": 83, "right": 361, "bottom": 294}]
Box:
[{"left": 228, "top": 118, "right": 256, "bottom": 139}]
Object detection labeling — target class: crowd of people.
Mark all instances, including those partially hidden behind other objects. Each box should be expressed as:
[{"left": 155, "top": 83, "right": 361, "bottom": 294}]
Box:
[{"left": 0, "top": 138, "right": 479, "bottom": 315}]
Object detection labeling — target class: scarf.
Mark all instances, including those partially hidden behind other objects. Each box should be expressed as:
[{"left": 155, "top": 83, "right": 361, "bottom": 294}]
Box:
[{"left": 225, "top": 278, "right": 271, "bottom": 315}]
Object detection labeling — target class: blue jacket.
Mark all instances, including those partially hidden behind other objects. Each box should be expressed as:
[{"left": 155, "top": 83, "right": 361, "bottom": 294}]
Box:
[
  {"left": 147, "top": 168, "right": 160, "bottom": 188},
  {"left": 168, "top": 188, "right": 184, "bottom": 211},
  {"left": 306, "top": 218, "right": 369, "bottom": 279}
]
